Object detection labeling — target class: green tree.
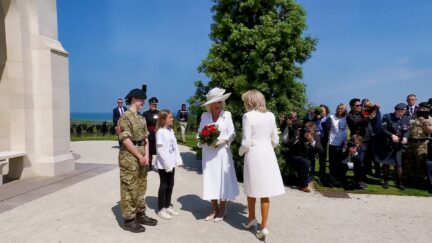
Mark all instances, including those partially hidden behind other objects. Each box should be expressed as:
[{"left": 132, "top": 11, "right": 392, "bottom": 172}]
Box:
[{"left": 190, "top": 0, "right": 317, "bottom": 180}]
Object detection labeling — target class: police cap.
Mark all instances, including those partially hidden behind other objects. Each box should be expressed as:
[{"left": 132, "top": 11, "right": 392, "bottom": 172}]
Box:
[
  {"left": 149, "top": 97, "right": 159, "bottom": 103},
  {"left": 394, "top": 103, "right": 407, "bottom": 111},
  {"left": 125, "top": 89, "right": 147, "bottom": 100}
]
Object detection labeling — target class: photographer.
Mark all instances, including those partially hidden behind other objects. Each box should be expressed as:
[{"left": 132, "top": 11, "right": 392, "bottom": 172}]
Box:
[
  {"left": 339, "top": 135, "right": 367, "bottom": 189},
  {"left": 375, "top": 103, "right": 410, "bottom": 190},
  {"left": 286, "top": 122, "right": 323, "bottom": 192}
]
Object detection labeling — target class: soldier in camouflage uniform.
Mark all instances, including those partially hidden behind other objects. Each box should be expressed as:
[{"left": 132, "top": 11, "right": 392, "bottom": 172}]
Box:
[
  {"left": 118, "top": 88, "right": 158, "bottom": 233},
  {"left": 404, "top": 102, "right": 432, "bottom": 185}
]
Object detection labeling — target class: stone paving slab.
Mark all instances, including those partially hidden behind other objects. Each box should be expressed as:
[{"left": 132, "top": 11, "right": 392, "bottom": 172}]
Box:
[{"left": 0, "top": 141, "right": 431, "bottom": 243}]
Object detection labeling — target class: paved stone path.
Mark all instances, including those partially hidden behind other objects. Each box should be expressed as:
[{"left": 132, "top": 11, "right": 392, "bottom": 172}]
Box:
[{"left": 0, "top": 141, "right": 431, "bottom": 243}]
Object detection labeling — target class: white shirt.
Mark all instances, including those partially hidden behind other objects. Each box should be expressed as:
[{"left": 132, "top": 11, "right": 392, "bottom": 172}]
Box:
[
  {"left": 329, "top": 114, "right": 347, "bottom": 146},
  {"left": 155, "top": 128, "right": 179, "bottom": 171}
]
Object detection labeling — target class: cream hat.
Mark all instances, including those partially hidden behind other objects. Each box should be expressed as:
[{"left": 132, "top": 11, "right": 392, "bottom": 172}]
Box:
[{"left": 201, "top": 87, "right": 231, "bottom": 106}]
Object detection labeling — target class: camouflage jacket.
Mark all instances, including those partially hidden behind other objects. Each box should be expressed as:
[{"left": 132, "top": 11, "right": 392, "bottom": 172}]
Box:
[
  {"left": 409, "top": 116, "right": 432, "bottom": 139},
  {"left": 118, "top": 110, "right": 149, "bottom": 143}
]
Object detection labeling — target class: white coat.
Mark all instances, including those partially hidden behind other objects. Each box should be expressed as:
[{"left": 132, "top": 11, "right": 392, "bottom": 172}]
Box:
[
  {"left": 239, "top": 111, "right": 285, "bottom": 198},
  {"left": 198, "top": 110, "right": 239, "bottom": 200}
]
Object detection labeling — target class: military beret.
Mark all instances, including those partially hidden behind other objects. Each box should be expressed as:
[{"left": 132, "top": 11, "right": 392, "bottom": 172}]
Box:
[
  {"left": 394, "top": 103, "right": 407, "bottom": 111},
  {"left": 149, "top": 97, "right": 159, "bottom": 103},
  {"left": 125, "top": 89, "right": 147, "bottom": 100},
  {"left": 419, "top": 102, "right": 431, "bottom": 109}
]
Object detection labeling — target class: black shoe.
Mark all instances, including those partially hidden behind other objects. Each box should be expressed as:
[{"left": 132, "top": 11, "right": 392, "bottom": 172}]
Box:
[
  {"left": 136, "top": 212, "right": 158, "bottom": 226},
  {"left": 397, "top": 183, "right": 406, "bottom": 190},
  {"left": 383, "top": 181, "right": 389, "bottom": 189},
  {"left": 123, "top": 219, "right": 146, "bottom": 233},
  {"left": 355, "top": 181, "right": 368, "bottom": 190}
]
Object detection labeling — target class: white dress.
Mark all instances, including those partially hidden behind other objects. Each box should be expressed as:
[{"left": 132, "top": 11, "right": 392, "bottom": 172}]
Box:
[
  {"left": 198, "top": 111, "right": 239, "bottom": 200},
  {"left": 239, "top": 111, "right": 285, "bottom": 198}
]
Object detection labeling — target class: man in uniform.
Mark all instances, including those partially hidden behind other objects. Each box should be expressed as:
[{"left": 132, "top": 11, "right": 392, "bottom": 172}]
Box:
[
  {"left": 177, "top": 103, "right": 188, "bottom": 143},
  {"left": 142, "top": 97, "right": 159, "bottom": 170},
  {"left": 118, "top": 88, "right": 157, "bottom": 233},
  {"left": 404, "top": 102, "right": 432, "bottom": 186}
]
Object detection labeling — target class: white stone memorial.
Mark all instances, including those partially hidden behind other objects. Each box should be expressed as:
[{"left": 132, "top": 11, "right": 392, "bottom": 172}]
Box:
[{"left": 0, "top": 0, "right": 75, "bottom": 180}]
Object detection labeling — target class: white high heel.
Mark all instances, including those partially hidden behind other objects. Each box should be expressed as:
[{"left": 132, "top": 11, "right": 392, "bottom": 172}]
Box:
[
  {"left": 241, "top": 219, "right": 257, "bottom": 230},
  {"left": 213, "top": 208, "right": 227, "bottom": 222},
  {"left": 204, "top": 213, "right": 216, "bottom": 221},
  {"left": 256, "top": 228, "right": 269, "bottom": 240}
]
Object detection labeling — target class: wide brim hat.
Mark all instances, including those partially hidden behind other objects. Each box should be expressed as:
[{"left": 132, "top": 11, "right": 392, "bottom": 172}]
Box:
[{"left": 201, "top": 87, "right": 231, "bottom": 106}]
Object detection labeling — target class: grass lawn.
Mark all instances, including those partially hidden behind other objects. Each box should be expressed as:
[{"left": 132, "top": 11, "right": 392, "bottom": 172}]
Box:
[
  {"left": 312, "top": 161, "right": 431, "bottom": 197},
  {"left": 71, "top": 134, "right": 117, "bottom": 141}
]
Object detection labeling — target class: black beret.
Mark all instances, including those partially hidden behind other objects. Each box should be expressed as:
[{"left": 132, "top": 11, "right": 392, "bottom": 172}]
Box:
[
  {"left": 125, "top": 89, "right": 147, "bottom": 100},
  {"left": 394, "top": 103, "right": 407, "bottom": 111},
  {"left": 419, "top": 102, "right": 431, "bottom": 109},
  {"left": 149, "top": 97, "right": 159, "bottom": 103}
]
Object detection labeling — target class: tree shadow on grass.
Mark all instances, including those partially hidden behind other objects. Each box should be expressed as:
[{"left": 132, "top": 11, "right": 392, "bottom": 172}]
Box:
[{"left": 177, "top": 194, "right": 248, "bottom": 231}]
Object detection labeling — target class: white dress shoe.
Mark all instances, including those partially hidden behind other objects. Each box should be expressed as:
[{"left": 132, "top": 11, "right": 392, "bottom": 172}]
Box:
[
  {"left": 166, "top": 206, "right": 179, "bottom": 216},
  {"left": 204, "top": 213, "right": 216, "bottom": 221}
]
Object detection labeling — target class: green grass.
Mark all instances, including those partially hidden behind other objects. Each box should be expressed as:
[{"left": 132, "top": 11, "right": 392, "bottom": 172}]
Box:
[
  {"left": 71, "top": 134, "right": 117, "bottom": 141},
  {"left": 312, "top": 161, "right": 431, "bottom": 197}
]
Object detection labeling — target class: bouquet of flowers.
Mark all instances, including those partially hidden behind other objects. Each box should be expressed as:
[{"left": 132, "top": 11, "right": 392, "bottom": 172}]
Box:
[{"left": 198, "top": 124, "right": 220, "bottom": 146}]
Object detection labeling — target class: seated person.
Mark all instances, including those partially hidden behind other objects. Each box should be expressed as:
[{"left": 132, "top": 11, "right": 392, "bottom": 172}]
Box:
[
  {"left": 286, "top": 122, "right": 323, "bottom": 192},
  {"left": 339, "top": 135, "right": 368, "bottom": 189}
]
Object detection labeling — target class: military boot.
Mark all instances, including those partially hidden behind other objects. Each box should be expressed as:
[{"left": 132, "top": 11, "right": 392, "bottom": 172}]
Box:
[
  {"left": 136, "top": 212, "right": 158, "bottom": 226},
  {"left": 123, "top": 218, "right": 146, "bottom": 233}
]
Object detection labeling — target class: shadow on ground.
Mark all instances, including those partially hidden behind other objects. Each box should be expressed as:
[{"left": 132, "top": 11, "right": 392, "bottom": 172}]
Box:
[
  {"left": 180, "top": 152, "right": 202, "bottom": 174},
  {"left": 177, "top": 194, "right": 248, "bottom": 231},
  {"left": 111, "top": 202, "right": 123, "bottom": 227}
]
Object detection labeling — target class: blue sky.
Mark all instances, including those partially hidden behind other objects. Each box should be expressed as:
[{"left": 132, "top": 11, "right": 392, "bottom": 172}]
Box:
[{"left": 58, "top": 0, "right": 432, "bottom": 114}]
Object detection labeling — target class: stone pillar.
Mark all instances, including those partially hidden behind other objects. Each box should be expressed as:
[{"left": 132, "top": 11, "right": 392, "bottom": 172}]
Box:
[{"left": 0, "top": 0, "right": 75, "bottom": 178}]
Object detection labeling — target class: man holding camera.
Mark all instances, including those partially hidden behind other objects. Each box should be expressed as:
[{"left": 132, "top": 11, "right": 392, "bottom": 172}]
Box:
[
  {"left": 405, "top": 102, "right": 432, "bottom": 186},
  {"left": 286, "top": 122, "right": 323, "bottom": 192},
  {"left": 375, "top": 103, "right": 410, "bottom": 189}
]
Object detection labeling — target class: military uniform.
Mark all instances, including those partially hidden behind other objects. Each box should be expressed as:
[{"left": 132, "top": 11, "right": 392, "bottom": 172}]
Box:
[
  {"left": 375, "top": 113, "right": 410, "bottom": 166},
  {"left": 404, "top": 115, "right": 432, "bottom": 184},
  {"left": 118, "top": 109, "right": 149, "bottom": 220},
  {"left": 142, "top": 109, "right": 159, "bottom": 159}
]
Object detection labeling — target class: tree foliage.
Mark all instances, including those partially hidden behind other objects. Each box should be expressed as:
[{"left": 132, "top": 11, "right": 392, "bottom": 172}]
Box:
[{"left": 189, "top": 0, "right": 317, "bottom": 179}]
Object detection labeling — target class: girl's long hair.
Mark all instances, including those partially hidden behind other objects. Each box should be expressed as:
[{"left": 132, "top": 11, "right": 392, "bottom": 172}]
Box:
[{"left": 156, "top": 109, "right": 172, "bottom": 131}]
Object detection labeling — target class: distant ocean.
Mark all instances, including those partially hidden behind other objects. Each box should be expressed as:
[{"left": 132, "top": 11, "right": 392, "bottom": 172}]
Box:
[{"left": 70, "top": 112, "right": 112, "bottom": 122}]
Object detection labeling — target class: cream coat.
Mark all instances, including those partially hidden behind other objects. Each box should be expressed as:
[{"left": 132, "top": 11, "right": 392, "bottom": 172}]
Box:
[{"left": 239, "top": 111, "right": 285, "bottom": 198}]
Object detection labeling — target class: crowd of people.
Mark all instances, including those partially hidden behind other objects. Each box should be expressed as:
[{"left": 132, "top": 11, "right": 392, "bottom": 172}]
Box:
[
  {"left": 280, "top": 94, "right": 432, "bottom": 193},
  {"left": 111, "top": 86, "right": 431, "bottom": 240}
]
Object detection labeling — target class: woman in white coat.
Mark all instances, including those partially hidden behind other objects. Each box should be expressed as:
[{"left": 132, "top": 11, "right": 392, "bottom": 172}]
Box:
[
  {"left": 239, "top": 90, "right": 285, "bottom": 240},
  {"left": 198, "top": 87, "right": 239, "bottom": 222}
]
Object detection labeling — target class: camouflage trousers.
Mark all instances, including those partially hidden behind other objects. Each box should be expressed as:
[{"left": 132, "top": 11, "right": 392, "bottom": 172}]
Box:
[
  {"left": 119, "top": 148, "right": 148, "bottom": 220},
  {"left": 403, "top": 142, "right": 427, "bottom": 184}
]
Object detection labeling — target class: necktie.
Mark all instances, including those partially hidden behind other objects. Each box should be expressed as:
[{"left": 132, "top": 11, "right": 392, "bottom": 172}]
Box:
[
  {"left": 120, "top": 107, "right": 123, "bottom": 116},
  {"left": 410, "top": 107, "right": 413, "bottom": 115}
]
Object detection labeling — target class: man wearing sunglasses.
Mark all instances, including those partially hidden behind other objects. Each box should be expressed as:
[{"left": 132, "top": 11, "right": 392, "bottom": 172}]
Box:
[{"left": 113, "top": 98, "right": 128, "bottom": 147}]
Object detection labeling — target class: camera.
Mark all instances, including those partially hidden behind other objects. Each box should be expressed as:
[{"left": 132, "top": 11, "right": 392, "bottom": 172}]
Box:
[{"left": 346, "top": 141, "right": 355, "bottom": 148}]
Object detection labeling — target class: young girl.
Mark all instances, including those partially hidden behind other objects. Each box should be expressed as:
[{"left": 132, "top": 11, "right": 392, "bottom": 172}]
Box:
[{"left": 155, "top": 109, "right": 183, "bottom": 220}]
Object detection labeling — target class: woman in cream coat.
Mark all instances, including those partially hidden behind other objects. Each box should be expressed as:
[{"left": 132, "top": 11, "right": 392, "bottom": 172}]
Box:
[
  {"left": 239, "top": 90, "right": 285, "bottom": 240},
  {"left": 198, "top": 87, "right": 239, "bottom": 222}
]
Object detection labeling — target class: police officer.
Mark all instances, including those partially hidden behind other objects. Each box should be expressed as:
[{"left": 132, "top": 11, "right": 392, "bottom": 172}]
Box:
[
  {"left": 142, "top": 97, "right": 159, "bottom": 170},
  {"left": 118, "top": 88, "right": 157, "bottom": 233},
  {"left": 405, "top": 102, "right": 432, "bottom": 186},
  {"left": 375, "top": 103, "right": 410, "bottom": 190}
]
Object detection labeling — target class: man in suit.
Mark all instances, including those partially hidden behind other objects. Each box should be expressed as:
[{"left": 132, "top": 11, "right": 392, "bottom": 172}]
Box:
[
  {"left": 405, "top": 94, "right": 419, "bottom": 118},
  {"left": 113, "top": 98, "right": 127, "bottom": 146}
]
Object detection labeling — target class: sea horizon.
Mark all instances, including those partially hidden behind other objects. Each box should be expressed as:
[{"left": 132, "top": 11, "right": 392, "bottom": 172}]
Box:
[{"left": 70, "top": 112, "right": 112, "bottom": 122}]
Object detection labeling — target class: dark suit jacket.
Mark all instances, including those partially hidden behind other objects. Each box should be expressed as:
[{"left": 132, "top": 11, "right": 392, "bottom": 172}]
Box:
[
  {"left": 113, "top": 106, "right": 127, "bottom": 127},
  {"left": 405, "top": 105, "right": 419, "bottom": 117},
  {"left": 287, "top": 134, "right": 323, "bottom": 162}
]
